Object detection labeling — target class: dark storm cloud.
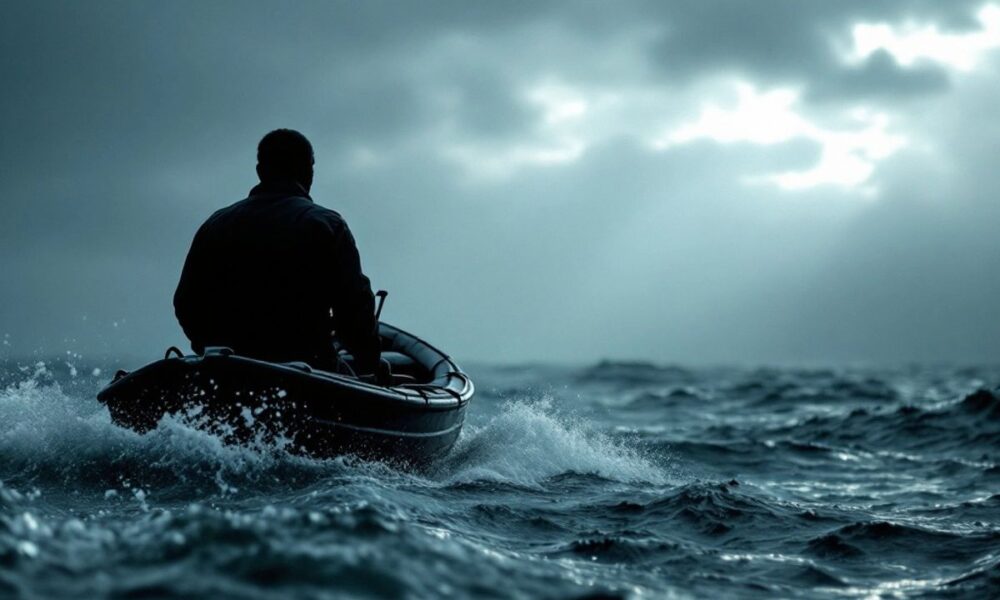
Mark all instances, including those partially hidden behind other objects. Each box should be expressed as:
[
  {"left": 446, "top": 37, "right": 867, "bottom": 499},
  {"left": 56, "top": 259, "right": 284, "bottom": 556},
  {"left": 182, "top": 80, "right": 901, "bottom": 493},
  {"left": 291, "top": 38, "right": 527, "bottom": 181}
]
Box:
[
  {"left": 0, "top": 0, "right": 547, "bottom": 203},
  {"left": 807, "top": 50, "right": 951, "bottom": 102},
  {"left": 1, "top": 1, "right": 998, "bottom": 363}
]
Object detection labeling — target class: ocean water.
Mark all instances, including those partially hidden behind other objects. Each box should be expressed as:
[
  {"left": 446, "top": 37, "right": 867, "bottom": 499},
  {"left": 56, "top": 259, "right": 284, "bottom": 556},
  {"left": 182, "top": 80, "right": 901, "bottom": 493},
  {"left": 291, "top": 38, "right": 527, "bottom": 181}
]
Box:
[{"left": 0, "top": 358, "right": 998, "bottom": 599}]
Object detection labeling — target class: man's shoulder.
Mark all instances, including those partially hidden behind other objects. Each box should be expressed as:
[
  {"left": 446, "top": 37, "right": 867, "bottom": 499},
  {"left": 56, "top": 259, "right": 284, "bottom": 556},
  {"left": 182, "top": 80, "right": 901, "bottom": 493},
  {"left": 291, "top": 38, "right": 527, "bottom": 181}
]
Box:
[
  {"left": 301, "top": 203, "right": 349, "bottom": 231},
  {"left": 205, "top": 196, "right": 254, "bottom": 220}
]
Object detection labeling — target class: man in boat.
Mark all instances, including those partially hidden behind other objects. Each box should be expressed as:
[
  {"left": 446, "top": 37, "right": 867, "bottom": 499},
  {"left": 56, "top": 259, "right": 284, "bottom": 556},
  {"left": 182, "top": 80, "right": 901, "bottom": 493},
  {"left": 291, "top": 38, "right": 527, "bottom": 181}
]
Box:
[{"left": 173, "top": 129, "right": 382, "bottom": 378}]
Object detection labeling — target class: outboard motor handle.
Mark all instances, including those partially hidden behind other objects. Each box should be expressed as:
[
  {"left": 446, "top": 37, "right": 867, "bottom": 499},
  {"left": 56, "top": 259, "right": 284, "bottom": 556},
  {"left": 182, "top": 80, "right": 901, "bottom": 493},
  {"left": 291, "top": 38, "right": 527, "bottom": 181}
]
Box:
[{"left": 374, "top": 290, "right": 388, "bottom": 321}]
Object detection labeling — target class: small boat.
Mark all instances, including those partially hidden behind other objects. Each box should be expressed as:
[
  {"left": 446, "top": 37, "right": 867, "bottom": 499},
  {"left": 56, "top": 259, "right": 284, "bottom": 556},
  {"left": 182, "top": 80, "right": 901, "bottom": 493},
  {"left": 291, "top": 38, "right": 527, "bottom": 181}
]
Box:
[{"left": 97, "top": 323, "right": 474, "bottom": 464}]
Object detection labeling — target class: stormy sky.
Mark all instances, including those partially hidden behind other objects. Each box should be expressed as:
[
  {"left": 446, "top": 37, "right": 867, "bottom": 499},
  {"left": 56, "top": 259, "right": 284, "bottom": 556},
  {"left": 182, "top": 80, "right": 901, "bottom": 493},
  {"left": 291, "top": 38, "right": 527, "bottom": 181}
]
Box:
[{"left": 2, "top": 1, "right": 999, "bottom": 365}]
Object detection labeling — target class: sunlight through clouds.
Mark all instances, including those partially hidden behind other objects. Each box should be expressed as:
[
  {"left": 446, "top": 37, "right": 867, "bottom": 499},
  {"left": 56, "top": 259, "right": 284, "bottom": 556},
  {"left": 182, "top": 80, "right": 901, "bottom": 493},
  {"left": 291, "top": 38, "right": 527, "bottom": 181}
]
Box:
[
  {"left": 657, "top": 84, "right": 806, "bottom": 147},
  {"left": 528, "top": 84, "right": 589, "bottom": 125},
  {"left": 762, "top": 111, "right": 906, "bottom": 192},
  {"left": 850, "top": 3, "right": 1000, "bottom": 71},
  {"left": 438, "top": 82, "right": 595, "bottom": 180},
  {"left": 654, "top": 83, "right": 906, "bottom": 192},
  {"left": 441, "top": 78, "right": 909, "bottom": 191}
]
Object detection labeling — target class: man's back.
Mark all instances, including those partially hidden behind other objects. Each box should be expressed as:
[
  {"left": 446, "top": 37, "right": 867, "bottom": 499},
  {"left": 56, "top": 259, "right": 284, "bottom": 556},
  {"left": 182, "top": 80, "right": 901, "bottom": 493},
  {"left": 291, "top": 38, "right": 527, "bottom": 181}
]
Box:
[{"left": 174, "top": 180, "right": 379, "bottom": 372}]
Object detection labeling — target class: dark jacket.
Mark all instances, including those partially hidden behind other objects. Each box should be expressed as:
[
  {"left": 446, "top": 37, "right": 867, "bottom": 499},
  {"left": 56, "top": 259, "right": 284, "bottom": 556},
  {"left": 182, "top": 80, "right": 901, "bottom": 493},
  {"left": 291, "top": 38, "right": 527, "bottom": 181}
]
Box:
[{"left": 174, "top": 181, "right": 379, "bottom": 373}]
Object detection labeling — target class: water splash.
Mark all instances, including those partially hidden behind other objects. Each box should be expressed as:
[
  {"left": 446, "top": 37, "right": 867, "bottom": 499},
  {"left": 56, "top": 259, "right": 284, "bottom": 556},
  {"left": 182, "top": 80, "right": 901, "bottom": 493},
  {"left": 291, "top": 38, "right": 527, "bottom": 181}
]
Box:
[{"left": 436, "top": 399, "right": 670, "bottom": 487}]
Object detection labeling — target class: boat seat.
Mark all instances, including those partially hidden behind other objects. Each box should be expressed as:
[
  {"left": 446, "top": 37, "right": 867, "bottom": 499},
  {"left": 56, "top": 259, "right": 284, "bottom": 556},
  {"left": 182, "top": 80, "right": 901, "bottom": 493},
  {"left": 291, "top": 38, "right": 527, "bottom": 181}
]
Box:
[{"left": 381, "top": 351, "right": 430, "bottom": 382}]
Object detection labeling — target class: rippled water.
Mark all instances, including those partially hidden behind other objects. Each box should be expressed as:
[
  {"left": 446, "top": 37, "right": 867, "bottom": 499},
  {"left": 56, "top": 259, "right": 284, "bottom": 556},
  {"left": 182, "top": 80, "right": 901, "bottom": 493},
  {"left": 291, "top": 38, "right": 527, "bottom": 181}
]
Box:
[{"left": 1, "top": 358, "right": 998, "bottom": 598}]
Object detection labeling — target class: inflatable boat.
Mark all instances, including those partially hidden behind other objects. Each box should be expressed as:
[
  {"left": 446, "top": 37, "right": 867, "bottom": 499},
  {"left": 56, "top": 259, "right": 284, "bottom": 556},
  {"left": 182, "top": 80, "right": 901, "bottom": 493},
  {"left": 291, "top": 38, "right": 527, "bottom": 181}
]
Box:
[{"left": 97, "top": 323, "right": 474, "bottom": 464}]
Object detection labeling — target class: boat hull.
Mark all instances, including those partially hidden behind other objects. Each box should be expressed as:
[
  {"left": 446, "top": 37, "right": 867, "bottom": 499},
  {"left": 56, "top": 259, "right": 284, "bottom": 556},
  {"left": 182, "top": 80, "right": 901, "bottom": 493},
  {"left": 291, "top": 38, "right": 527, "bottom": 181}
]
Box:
[{"left": 97, "top": 324, "right": 473, "bottom": 464}]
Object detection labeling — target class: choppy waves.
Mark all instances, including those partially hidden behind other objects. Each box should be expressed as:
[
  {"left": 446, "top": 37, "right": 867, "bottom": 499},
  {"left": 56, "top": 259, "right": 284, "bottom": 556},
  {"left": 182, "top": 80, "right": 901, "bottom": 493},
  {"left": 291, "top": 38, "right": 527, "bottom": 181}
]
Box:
[{"left": 0, "top": 359, "right": 998, "bottom": 598}]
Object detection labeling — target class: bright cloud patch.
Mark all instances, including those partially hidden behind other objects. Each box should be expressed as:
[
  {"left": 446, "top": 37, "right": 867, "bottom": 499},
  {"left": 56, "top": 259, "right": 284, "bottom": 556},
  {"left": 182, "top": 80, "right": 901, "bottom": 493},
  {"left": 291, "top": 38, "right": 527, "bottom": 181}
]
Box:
[
  {"left": 655, "top": 84, "right": 906, "bottom": 191},
  {"left": 441, "top": 80, "right": 908, "bottom": 190},
  {"left": 438, "top": 82, "right": 597, "bottom": 180},
  {"left": 764, "top": 111, "right": 905, "bottom": 191},
  {"left": 528, "top": 84, "right": 589, "bottom": 125},
  {"left": 659, "top": 85, "right": 806, "bottom": 147},
  {"left": 850, "top": 3, "right": 1000, "bottom": 72}
]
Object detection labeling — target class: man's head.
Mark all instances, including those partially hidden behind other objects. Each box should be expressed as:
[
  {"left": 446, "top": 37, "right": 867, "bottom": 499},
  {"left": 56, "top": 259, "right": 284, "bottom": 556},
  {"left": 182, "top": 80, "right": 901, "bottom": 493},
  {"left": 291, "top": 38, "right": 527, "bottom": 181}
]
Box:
[{"left": 256, "top": 129, "right": 315, "bottom": 191}]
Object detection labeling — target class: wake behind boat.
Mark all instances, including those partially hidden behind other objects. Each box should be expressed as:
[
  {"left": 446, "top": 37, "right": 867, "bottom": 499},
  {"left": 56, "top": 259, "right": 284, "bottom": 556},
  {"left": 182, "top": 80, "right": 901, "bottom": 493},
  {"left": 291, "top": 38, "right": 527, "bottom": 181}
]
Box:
[{"left": 97, "top": 323, "right": 474, "bottom": 464}]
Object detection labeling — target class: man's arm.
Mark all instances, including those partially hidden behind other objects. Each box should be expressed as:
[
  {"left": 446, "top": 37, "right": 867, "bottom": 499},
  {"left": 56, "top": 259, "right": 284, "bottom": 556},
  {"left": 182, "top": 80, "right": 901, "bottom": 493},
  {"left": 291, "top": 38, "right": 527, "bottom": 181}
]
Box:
[
  {"left": 173, "top": 227, "right": 208, "bottom": 354},
  {"left": 320, "top": 216, "right": 380, "bottom": 374}
]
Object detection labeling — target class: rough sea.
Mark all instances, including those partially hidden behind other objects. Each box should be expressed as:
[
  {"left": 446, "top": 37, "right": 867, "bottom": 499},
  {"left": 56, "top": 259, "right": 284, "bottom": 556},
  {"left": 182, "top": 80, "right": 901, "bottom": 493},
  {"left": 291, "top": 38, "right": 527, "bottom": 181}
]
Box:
[{"left": 1, "top": 357, "right": 998, "bottom": 599}]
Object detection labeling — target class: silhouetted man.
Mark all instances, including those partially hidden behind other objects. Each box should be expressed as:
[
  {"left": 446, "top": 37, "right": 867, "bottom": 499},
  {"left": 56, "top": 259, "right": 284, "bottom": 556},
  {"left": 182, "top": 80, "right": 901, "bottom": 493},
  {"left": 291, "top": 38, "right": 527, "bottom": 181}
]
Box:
[{"left": 174, "top": 129, "right": 380, "bottom": 375}]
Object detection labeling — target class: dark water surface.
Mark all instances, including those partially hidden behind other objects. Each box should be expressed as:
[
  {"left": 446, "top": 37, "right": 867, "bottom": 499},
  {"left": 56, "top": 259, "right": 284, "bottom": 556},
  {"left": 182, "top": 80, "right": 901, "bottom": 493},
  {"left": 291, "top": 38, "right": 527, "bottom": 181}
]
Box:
[{"left": 1, "top": 358, "right": 998, "bottom": 598}]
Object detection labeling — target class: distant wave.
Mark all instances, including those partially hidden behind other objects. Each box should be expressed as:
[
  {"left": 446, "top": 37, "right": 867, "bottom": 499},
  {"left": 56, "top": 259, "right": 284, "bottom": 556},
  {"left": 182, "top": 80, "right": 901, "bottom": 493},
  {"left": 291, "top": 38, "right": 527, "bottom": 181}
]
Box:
[
  {"left": 576, "top": 359, "right": 696, "bottom": 386},
  {"left": 773, "top": 388, "right": 1000, "bottom": 452}
]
